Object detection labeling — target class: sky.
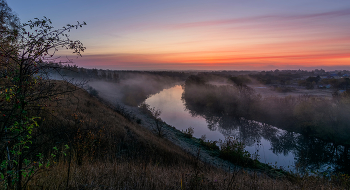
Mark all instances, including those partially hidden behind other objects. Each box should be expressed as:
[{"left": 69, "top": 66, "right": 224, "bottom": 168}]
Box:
[{"left": 7, "top": 0, "right": 350, "bottom": 71}]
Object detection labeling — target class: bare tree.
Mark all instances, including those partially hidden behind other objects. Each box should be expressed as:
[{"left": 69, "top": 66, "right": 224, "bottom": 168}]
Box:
[
  {"left": 150, "top": 107, "right": 163, "bottom": 137},
  {"left": 139, "top": 103, "right": 163, "bottom": 137}
]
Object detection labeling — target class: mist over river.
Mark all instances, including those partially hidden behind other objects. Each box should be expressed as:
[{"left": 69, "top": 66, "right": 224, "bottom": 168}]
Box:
[{"left": 145, "top": 85, "right": 349, "bottom": 173}]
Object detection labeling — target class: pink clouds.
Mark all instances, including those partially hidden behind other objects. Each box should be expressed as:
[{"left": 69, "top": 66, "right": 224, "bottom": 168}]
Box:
[{"left": 125, "top": 8, "right": 350, "bottom": 31}]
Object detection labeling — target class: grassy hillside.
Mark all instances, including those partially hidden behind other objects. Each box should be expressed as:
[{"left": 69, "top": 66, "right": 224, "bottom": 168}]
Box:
[{"left": 4, "top": 81, "right": 349, "bottom": 189}]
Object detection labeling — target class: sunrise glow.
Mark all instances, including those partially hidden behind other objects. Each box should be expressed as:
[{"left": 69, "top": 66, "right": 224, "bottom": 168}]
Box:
[{"left": 9, "top": 0, "right": 350, "bottom": 70}]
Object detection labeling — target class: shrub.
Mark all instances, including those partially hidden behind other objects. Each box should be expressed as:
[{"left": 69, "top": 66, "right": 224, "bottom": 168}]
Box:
[
  {"left": 219, "top": 137, "right": 255, "bottom": 167},
  {"left": 86, "top": 85, "right": 99, "bottom": 97},
  {"left": 183, "top": 127, "right": 194, "bottom": 138},
  {"left": 199, "top": 134, "right": 220, "bottom": 150},
  {"left": 199, "top": 137, "right": 219, "bottom": 151}
]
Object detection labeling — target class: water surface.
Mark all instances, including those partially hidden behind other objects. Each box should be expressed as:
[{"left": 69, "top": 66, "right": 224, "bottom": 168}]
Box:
[{"left": 146, "top": 85, "right": 348, "bottom": 173}]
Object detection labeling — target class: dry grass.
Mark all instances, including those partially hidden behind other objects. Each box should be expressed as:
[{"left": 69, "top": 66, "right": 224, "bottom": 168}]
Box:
[
  {"left": 37, "top": 81, "right": 194, "bottom": 165},
  {"left": 26, "top": 159, "right": 344, "bottom": 190}
]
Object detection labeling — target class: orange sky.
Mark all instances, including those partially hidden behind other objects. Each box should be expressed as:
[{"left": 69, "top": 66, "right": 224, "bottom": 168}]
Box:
[{"left": 10, "top": 0, "right": 350, "bottom": 70}]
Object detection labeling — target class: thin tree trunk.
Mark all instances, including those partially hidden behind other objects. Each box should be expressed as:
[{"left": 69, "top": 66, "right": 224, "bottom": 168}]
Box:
[
  {"left": 17, "top": 146, "right": 22, "bottom": 190},
  {"left": 66, "top": 147, "right": 71, "bottom": 189}
]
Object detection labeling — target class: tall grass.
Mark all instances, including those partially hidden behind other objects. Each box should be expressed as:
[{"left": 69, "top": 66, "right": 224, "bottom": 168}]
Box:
[{"left": 25, "top": 158, "right": 350, "bottom": 189}]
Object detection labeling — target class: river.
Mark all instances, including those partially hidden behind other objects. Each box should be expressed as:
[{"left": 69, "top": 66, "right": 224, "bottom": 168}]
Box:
[{"left": 145, "top": 85, "right": 349, "bottom": 173}]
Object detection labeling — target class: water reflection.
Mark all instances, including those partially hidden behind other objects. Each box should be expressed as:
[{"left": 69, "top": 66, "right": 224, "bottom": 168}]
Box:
[{"left": 146, "top": 85, "right": 349, "bottom": 174}]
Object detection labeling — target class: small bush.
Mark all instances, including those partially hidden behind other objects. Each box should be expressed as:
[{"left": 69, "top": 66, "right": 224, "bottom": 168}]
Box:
[
  {"left": 219, "top": 137, "right": 256, "bottom": 167},
  {"left": 86, "top": 85, "right": 99, "bottom": 97},
  {"left": 183, "top": 127, "right": 194, "bottom": 138},
  {"left": 273, "top": 86, "right": 294, "bottom": 93},
  {"left": 200, "top": 139, "right": 219, "bottom": 151},
  {"left": 139, "top": 102, "right": 150, "bottom": 113},
  {"left": 199, "top": 134, "right": 219, "bottom": 150}
]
